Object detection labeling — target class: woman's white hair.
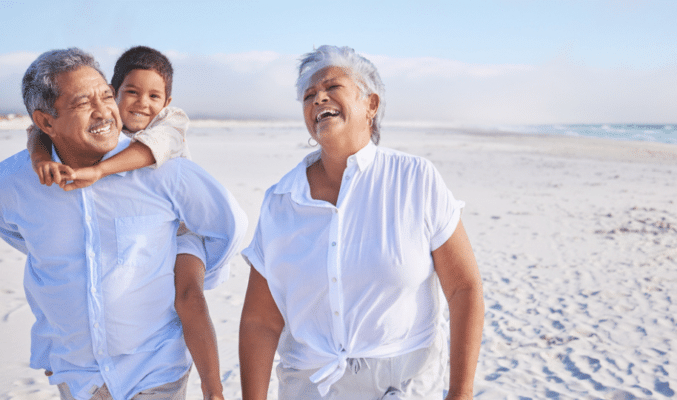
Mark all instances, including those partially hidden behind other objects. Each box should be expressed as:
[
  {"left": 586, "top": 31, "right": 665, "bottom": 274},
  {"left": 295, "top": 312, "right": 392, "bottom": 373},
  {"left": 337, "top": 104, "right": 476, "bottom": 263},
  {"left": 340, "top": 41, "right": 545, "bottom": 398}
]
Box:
[{"left": 296, "top": 45, "right": 385, "bottom": 145}]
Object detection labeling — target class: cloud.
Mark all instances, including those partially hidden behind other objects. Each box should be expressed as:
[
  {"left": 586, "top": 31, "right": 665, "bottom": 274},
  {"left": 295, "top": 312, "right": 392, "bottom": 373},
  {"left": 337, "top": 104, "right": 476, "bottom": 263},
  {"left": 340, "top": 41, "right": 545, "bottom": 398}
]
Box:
[
  {"left": 0, "top": 51, "right": 40, "bottom": 114},
  {"left": 1, "top": 50, "right": 676, "bottom": 124}
]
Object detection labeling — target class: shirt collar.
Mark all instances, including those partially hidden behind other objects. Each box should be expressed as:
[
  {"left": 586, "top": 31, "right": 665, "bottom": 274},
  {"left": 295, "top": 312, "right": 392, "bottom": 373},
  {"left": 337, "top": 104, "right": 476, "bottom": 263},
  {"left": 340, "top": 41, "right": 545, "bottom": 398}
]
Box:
[
  {"left": 351, "top": 140, "right": 377, "bottom": 172},
  {"left": 52, "top": 133, "right": 131, "bottom": 177},
  {"left": 273, "top": 140, "right": 377, "bottom": 197}
]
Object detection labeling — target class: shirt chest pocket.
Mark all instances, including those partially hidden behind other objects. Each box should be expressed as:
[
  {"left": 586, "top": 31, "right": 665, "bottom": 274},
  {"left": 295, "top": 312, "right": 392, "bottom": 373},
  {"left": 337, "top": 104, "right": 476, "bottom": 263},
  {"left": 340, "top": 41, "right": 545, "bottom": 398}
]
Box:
[{"left": 115, "top": 214, "right": 169, "bottom": 267}]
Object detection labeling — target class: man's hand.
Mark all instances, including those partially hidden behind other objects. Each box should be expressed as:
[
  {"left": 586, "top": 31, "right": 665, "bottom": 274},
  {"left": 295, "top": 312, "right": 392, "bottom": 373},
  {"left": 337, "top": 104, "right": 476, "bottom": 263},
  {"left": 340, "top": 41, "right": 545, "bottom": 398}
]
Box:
[
  {"left": 203, "top": 387, "right": 225, "bottom": 400},
  {"left": 62, "top": 166, "right": 104, "bottom": 191},
  {"left": 33, "top": 160, "right": 75, "bottom": 187}
]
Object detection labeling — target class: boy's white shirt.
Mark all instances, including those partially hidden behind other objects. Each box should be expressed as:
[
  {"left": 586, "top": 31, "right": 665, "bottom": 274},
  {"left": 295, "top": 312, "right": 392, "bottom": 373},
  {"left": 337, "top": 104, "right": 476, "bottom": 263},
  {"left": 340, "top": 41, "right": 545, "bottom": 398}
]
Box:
[{"left": 124, "top": 106, "right": 191, "bottom": 168}]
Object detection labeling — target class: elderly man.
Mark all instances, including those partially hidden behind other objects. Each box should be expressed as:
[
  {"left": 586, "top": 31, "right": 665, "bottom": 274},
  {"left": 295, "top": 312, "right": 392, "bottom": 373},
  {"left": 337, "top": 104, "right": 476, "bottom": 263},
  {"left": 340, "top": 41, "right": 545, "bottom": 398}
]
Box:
[{"left": 0, "top": 48, "right": 247, "bottom": 399}]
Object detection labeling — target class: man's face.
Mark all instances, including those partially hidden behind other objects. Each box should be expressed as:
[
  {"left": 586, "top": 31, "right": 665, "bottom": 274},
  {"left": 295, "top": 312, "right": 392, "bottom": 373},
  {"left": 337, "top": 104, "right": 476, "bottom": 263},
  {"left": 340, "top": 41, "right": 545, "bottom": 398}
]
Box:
[{"left": 48, "top": 66, "right": 122, "bottom": 167}]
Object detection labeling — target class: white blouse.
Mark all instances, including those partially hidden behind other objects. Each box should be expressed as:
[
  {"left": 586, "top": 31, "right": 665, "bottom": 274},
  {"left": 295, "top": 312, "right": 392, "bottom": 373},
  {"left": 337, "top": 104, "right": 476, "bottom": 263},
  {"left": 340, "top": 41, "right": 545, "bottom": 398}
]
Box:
[{"left": 242, "top": 141, "right": 464, "bottom": 395}]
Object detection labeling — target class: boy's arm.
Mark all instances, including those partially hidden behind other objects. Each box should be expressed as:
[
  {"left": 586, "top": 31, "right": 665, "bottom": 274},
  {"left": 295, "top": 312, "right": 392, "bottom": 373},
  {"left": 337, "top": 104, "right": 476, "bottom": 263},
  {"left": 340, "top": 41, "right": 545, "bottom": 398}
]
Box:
[
  {"left": 62, "top": 141, "right": 155, "bottom": 191},
  {"left": 62, "top": 106, "right": 188, "bottom": 191},
  {"left": 26, "top": 124, "right": 75, "bottom": 186},
  {"left": 174, "top": 253, "right": 224, "bottom": 400}
]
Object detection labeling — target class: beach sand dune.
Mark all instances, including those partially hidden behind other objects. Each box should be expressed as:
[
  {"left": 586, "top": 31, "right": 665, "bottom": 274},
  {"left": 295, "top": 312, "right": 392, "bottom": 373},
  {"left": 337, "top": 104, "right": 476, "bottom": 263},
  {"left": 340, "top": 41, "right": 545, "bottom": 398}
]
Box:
[{"left": 0, "top": 125, "right": 675, "bottom": 399}]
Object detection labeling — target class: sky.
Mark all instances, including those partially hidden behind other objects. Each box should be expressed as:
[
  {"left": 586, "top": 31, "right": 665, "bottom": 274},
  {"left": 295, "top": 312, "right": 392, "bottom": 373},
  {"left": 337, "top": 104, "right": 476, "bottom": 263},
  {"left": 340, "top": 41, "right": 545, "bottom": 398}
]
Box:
[{"left": 1, "top": 0, "right": 676, "bottom": 125}]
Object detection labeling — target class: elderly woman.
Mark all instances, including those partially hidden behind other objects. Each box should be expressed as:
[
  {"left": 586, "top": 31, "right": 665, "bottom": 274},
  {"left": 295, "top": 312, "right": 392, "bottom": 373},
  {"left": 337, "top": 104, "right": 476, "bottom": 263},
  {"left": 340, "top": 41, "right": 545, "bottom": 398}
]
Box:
[{"left": 239, "top": 45, "right": 484, "bottom": 400}]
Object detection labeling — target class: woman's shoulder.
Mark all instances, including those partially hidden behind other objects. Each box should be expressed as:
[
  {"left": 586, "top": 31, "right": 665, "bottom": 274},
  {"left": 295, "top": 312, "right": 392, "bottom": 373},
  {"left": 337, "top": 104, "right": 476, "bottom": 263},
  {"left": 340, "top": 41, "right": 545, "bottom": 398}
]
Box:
[{"left": 374, "top": 146, "right": 436, "bottom": 173}]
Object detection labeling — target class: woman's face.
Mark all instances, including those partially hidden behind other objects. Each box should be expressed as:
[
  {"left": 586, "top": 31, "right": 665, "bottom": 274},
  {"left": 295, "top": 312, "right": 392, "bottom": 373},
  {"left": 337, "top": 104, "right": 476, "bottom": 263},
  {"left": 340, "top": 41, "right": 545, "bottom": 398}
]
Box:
[{"left": 302, "top": 66, "right": 378, "bottom": 146}]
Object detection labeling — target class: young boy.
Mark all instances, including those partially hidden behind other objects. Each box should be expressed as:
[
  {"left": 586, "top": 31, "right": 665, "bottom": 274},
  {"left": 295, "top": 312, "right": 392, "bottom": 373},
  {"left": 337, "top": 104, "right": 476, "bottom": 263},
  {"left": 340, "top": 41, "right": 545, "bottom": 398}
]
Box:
[{"left": 28, "top": 46, "right": 225, "bottom": 400}]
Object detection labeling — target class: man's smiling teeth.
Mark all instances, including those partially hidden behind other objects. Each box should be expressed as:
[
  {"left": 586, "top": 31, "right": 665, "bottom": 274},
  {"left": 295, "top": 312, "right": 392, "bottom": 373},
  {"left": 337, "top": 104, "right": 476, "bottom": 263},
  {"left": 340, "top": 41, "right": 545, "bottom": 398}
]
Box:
[
  {"left": 90, "top": 124, "right": 111, "bottom": 134},
  {"left": 316, "top": 109, "right": 340, "bottom": 122},
  {"left": 89, "top": 119, "right": 115, "bottom": 135}
]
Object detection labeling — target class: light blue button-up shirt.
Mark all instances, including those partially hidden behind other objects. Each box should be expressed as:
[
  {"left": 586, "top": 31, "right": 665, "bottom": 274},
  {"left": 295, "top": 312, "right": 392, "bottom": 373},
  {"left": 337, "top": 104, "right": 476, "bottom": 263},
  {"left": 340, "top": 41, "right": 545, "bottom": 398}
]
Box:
[{"left": 0, "top": 135, "right": 247, "bottom": 400}]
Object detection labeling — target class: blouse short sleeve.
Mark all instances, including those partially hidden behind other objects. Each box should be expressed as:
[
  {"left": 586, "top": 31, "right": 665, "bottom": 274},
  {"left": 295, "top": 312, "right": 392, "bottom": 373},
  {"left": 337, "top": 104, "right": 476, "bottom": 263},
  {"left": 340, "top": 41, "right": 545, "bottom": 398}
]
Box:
[
  {"left": 241, "top": 187, "right": 274, "bottom": 278},
  {"left": 425, "top": 160, "right": 465, "bottom": 251}
]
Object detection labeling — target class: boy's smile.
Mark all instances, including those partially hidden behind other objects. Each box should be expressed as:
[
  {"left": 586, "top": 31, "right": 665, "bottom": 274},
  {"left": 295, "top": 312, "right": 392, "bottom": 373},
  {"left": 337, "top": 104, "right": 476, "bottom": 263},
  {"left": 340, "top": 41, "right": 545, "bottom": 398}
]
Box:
[{"left": 116, "top": 69, "right": 171, "bottom": 133}]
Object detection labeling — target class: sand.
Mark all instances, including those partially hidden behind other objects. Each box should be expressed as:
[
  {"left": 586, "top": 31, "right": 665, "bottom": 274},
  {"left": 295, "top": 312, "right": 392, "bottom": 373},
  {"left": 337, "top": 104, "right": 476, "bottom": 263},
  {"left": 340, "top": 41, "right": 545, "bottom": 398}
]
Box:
[{"left": 0, "top": 121, "right": 675, "bottom": 399}]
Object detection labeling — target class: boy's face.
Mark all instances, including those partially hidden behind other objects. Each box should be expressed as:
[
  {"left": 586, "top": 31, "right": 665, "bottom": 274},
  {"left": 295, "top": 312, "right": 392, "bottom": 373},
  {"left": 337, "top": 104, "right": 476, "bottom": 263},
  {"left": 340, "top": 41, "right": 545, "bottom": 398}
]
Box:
[{"left": 116, "top": 69, "right": 171, "bottom": 133}]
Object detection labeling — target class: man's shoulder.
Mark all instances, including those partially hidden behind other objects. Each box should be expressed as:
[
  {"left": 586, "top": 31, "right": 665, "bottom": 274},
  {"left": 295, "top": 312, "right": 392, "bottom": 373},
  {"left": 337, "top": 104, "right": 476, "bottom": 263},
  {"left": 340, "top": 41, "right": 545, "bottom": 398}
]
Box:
[
  {"left": 128, "top": 156, "right": 212, "bottom": 187},
  {"left": 0, "top": 150, "right": 32, "bottom": 182}
]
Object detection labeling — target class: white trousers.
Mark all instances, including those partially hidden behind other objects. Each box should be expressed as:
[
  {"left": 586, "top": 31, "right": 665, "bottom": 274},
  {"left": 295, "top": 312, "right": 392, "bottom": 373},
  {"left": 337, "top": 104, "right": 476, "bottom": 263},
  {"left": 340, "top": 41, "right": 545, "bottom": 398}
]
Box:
[
  {"left": 57, "top": 370, "right": 190, "bottom": 400},
  {"left": 276, "top": 334, "right": 446, "bottom": 400}
]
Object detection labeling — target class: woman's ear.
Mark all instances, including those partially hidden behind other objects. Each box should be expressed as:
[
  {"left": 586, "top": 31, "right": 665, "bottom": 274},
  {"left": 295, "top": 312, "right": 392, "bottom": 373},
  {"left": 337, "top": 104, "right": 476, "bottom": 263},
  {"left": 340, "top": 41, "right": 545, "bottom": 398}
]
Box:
[
  {"left": 32, "top": 110, "right": 56, "bottom": 138},
  {"left": 164, "top": 96, "right": 172, "bottom": 107}
]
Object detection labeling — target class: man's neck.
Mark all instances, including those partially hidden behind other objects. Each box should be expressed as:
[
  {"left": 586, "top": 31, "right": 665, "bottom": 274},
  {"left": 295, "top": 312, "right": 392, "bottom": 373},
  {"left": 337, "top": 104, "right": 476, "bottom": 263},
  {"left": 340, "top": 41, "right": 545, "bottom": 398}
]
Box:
[{"left": 53, "top": 146, "right": 104, "bottom": 169}]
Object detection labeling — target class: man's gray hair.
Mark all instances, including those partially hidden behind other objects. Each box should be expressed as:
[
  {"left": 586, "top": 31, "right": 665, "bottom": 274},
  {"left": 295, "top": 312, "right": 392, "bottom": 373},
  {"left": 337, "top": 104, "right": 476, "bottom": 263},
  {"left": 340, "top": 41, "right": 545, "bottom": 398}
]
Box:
[
  {"left": 296, "top": 45, "right": 386, "bottom": 145},
  {"left": 22, "top": 48, "right": 106, "bottom": 120}
]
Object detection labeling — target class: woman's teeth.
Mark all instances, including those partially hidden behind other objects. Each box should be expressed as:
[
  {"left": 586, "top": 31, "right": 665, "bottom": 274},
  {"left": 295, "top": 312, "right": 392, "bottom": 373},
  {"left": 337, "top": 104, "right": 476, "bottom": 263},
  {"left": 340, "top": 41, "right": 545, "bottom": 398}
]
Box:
[{"left": 316, "top": 109, "right": 340, "bottom": 122}]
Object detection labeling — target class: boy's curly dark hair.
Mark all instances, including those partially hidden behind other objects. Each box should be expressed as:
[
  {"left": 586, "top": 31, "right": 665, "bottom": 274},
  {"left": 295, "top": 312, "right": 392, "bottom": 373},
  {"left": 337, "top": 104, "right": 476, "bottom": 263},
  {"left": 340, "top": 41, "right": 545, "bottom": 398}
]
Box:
[{"left": 111, "top": 46, "right": 173, "bottom": 98}]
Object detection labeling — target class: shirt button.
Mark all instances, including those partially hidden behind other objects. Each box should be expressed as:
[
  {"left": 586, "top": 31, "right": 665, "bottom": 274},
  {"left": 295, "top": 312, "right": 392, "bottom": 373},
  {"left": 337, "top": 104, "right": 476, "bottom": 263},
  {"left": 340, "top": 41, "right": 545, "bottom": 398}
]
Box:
[
  {"left": 89, "top": 251, "right": 95, "bottom": 258},
  {"left": 345, "top": 176, "right": 351, "bottom": 180},
  {"left": 104, "top": 366, "right": 110, "bottom": 372},
  {"left": 334, "top": 311, "right": 339, "bottom": 316},
  {"left": 348, "top": 158, "right": 354, "bottom": 163},
  {"left": 331, "top": 242, "right": 336, "bottom": 246},
  {"left": 90, "top": 287, "right": 97, "bottom": 294},
  {"left": 333, "top": 209, "right": 338, "bottom": 214},
  {"left": 86, "top": 215, "right": 92, "bottom": 222},
  {"left": 332, "top": 277, "right": 337, "bottom": 283},
  {"left": 93, "top": 322, "right": 99, "bottom": 329},
  {"left": 98, "top": 350, "right": 103, "bottom": 355}
]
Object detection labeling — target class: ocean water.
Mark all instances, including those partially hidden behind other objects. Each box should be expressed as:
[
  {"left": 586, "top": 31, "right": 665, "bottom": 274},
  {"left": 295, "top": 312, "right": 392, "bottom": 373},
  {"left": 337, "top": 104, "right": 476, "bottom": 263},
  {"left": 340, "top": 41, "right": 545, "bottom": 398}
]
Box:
[
  {"left": 2, "top": 117, "right": 676, "bottom": 145},
  {"left": 496, "top": 124, "right": 677, "bottom": 145}
]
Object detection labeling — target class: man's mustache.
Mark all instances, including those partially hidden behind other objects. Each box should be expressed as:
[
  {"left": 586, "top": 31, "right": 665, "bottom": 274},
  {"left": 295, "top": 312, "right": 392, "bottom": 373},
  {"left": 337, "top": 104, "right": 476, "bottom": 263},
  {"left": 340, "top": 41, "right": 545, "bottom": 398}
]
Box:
[{"left": 88, "top": 118, "right": 116, "bottom": 132}]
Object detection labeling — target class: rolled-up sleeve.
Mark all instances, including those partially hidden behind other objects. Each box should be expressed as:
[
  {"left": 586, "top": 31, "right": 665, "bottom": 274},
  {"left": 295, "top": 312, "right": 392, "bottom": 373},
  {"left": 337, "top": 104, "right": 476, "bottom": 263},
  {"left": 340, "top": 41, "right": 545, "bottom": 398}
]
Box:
[
  {"left": 171, "top": 160, "right": 248, "bottom": 290},
  {"left": 132, "top": 107, "right": 190, "bottom": 168},
  {"left": 176, "top": 230, "right": 207, "bottom": 267}
]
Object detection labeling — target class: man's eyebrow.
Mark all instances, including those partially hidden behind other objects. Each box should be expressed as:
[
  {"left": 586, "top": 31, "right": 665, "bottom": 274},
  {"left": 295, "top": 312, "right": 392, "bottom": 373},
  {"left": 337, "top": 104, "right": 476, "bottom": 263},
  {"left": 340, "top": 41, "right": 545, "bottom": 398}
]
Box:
[{"left": 68, "top": 94, "right": 89, "bottom": 104}]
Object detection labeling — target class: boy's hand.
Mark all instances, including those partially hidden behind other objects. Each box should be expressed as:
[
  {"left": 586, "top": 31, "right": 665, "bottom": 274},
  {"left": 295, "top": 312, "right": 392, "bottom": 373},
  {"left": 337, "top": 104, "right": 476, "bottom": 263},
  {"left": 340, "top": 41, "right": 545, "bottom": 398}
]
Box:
[
  {"left": 33, "top": 161, "right": 76, "bottom": 187},
  {"left": 62, "top": 166, "right": 103, "bottom": 191}
]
